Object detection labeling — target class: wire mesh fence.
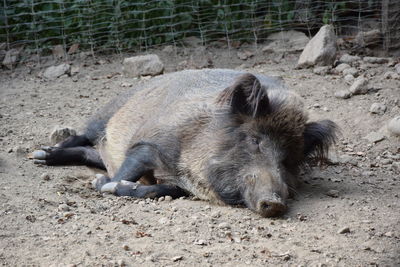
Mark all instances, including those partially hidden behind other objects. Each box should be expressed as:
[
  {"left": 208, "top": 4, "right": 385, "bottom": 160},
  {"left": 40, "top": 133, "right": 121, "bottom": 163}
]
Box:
[{"left": 0, "top": 0, "right": 399, "bottom": 66}]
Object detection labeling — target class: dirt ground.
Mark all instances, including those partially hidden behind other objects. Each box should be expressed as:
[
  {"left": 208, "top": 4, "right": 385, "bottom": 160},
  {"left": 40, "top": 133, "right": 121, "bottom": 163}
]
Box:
[{"left": 0, "top": 45, "right": 399, "bottom": 267}]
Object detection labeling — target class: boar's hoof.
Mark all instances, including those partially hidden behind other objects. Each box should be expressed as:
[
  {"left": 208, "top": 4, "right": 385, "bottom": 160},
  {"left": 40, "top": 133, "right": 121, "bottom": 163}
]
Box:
[
  {"left": 100, "top": 180, "right": 140, "bottom": 196},
  {"left": 257, "top": 200, "right": 287, "bottom": 218},
  {"left": 32, "top": 149, "right": 47, "bottom": 160},
  {"left": 100, "top": 182, "right": 119, "bottom": 194},
  {"left": 91, "top": 174, "right": 111, "bottom": 191},
  {"left": 32, "top": 146, "right": 56, "bottom": 163}
]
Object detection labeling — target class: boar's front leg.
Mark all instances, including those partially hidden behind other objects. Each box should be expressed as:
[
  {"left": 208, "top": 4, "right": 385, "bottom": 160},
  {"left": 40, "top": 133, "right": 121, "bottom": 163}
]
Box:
[
  {"left": 93, "top": 142, "right": 169, "bottom": 190},
  {"left": 97, "top": 179, "right": 187, "bottom": 198}
]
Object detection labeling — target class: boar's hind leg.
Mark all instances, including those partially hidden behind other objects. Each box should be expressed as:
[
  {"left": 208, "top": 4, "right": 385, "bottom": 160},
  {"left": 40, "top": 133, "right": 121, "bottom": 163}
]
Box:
[
  {"left": 97, "top": 179, "right": 187, "bottom": 199},
  {"left": 105, "top": 142, "right": 166, "bottom": 184},
  {"left": 32, "top": 146, "right": 105, "bottom": 169}
]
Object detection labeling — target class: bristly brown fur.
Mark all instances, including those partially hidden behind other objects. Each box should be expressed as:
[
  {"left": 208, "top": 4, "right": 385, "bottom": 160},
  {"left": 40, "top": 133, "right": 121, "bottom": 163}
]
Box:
[{"left": 303, "top": 120, "right": 339, "bottom": 165}]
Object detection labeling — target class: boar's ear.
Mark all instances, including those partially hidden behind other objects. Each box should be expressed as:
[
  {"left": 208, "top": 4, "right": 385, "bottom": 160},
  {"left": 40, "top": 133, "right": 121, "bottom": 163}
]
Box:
[
  {"left": 303, "top": 120, "right": 338, "bottom": 162},
  {"left": 217, "top": 73, "right": 269, "bottom": 117}
]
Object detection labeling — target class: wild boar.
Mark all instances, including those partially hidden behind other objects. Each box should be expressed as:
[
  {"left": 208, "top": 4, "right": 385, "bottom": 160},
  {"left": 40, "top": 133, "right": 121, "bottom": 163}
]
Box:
[{"left": 32, "top": 69, "right": 337, "bottom": 217}]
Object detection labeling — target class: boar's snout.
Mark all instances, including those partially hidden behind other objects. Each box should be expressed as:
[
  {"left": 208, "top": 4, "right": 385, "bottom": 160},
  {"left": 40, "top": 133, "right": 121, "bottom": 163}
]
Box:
[
  {"left": 243, "top": 170, "right": 289, "bottom": 217},
  {"left": 257, "top": 194, "right": 287, "bottom": 217}
]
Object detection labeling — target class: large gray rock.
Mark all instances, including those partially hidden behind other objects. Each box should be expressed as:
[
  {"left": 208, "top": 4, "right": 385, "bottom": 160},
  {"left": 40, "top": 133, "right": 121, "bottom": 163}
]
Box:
[
  {"left": 43, "top": 63, "right": 71, "bottom": 80},
  {"left": 123, "top": 54, "right": 164, "bottom": 77},
  {"left": 349, "top": 76, "right": 369, "bottom": 95},
  {"left": 2, "top": 48, "right": 21, "bottom": 69},
  {"left": 387, "top": 116, "right": 400, "bottom": 136},
  {"left": 297, "top": 25, "right": 337, "bottom": 68},
  {"left": 262, "top": 30, "right": 310, "bottom": 53}
]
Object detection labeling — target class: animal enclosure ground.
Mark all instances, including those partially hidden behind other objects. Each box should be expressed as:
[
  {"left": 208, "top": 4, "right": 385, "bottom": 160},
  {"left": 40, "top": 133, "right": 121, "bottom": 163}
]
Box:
[{"left": 0, "top": 47, "right": 399, "bottom": 266}]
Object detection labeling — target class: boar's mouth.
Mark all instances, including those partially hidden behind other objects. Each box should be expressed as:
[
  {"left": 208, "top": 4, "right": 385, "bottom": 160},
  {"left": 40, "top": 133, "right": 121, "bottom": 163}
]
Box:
[{"left": 250, "top": 194, "right": 288, "bottom": 218}]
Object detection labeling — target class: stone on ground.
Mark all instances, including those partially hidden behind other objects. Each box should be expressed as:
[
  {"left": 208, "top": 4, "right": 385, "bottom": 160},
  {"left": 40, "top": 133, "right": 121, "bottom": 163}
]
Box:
[
  {"left": 349, "top": 77, "right": 369, "bottom": 95},
  {"left": 339, "top": 54, "right": 361, "bottom": 65},
  {"left": 2, "top": 48, "right": 21, "bottom": 70},
  {"left": 297, "top": 25, "right": 337, "bottom": 68},
  {"left": 50, "top": 126, "right": 77, "bottom": 145},
  {"left": 369, "top": 103, "right": 386, "bottom": 115},
  {"left": 387, "top": 117, "right": 400, "bottom": 136},
  {"left": 262, "top": 30, "right": 310, "bottom": 53},
  {"left": 123, "top": 54, "right": 164, "bottom": 78},
  {"left": 43, "top": 64, "right": 71, "bottom": 80}
]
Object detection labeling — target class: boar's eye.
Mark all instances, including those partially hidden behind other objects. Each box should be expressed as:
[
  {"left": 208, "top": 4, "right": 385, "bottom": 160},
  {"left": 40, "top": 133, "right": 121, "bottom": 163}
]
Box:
[
  {"left": 251, "top": 137, "right": 260, "bottom": 145},
  {"left": 248, "top": 136, "right": 261, "bottom": 152}
]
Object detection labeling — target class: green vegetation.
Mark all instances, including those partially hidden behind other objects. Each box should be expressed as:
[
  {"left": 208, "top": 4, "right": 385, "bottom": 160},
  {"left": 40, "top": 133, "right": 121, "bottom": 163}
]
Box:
[{"left": 0, "top": 0, "right": 381, "bottom": 54}]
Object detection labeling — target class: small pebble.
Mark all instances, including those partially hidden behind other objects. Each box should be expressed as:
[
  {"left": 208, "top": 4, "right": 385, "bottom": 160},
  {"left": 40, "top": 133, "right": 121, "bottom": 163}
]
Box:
[
  {"left": 383, "top": 71, "right": 400, "bottom": 80},
  {"left": 120, "top": 82, "right": 133, "bottom": 87},
  {"left": 312, "top": 103, "right": 321, "bottom": 108},
  {"left": 171, "top": 206, "right": 178, "bottom": 212},
  {"left": 338, "top": 227, "right": 350, "bottom": 234},
  {"left": 380, "top": 158, "right": 392, "bottom": 165},
  {"left": 122, "top": 244, "right": 130, "bottom": 251},
  {"left": 158, "top": 217, "right": 169, "bottom": 225},
  {"left": 342, "top": 67, "right": 358, "bottom": 77},
  {"left": 387, "top": 116, "right": 400, "bottom": 136},
  {"left": 194, "top": 239, "right": 207, "bottom": 246},
  {"left": 41, "top": 173, "right": 51, "bottom": 181},
  {"left": 334, "top": 90, "right": 351, "bottom": 99},
  {"left": 325, "top": 190, "right": 339, "bottom": 198},
  {"left": 218, "top": 222, "right": 231, "bottom": 229},
  {"left": 145, "top": 256, "right": 154, "bottom": 262},
  {"left": 339, "top": 54, "right": 361, "bottom": 64},
  {"left": 369, "top": 103, "right": 386, "bottom": 115},
  {"left": 164, "top": 195, "right": 173, "bottom": 202},
  {"left": 58, "top": 204, "right": 70, "bottom": 212},
  {"left": 211, "top": 211, "right": 221, "bottom": 218},
  {"left": 344, "top": 74, "right": 354, "bottom": 83},
  {"left": 172, "top": 255, "right": 183, "bottom": 262},
  {"left": 313, "top": 66, "right": 330, "bottom": 75},
  {"left": 117, "top": 259, "right": 125, "bottom": 267},
  {"left": 63, "top": 212, "right": 74, "bottom": 218},
  {"left": 384, "top": 232, "right": 393, "bottom": 238},
  {"left": 335, "top": 63, "right": 351, "bottom": 73}
]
